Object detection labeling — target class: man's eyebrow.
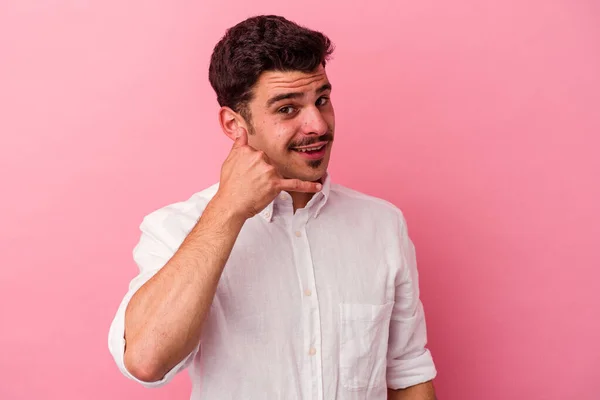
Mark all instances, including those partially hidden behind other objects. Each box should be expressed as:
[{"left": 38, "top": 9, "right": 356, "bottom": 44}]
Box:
[
  {"left": 317, "top": 83, "right": 332, "bottom": 93},
  {"left": 266, "top": 82, "right": 333, "bottom": 107},
  {"left": 266, "top": 92, "right": 303, "bottom": 107}
]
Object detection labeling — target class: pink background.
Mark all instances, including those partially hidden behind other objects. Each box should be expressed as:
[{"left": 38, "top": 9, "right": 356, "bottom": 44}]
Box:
[{"left": 1, "top": 1, "right": 599, "bottom": 399}]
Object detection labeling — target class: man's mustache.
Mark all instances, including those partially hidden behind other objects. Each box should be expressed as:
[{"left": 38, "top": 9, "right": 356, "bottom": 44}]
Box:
[{"left": 289, "top": 132, "right": 334, "bottom": 149}]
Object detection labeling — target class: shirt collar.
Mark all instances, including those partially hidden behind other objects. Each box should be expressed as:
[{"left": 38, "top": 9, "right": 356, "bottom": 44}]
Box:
[
  {"left": 260, "top": 171, "right": 331, "bottom": 222},
  {"left": 313, "top": 171, "right": 331, "bottom": 218}
]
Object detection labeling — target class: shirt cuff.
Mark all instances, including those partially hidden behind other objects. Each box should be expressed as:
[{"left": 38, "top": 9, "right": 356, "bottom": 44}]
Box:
[{"left": 386, "top": 348, "right": 437, "bottom": 390}]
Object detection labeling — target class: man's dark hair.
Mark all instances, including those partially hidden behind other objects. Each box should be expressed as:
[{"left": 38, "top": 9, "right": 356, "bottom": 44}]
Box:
[{"left": 208, "top": 15, "right": 334, "bottom": 124}]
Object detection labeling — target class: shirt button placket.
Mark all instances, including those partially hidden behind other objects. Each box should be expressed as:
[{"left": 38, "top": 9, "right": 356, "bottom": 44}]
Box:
[{"left": 292, "top": 211, "right": 323, "bottom": 400}]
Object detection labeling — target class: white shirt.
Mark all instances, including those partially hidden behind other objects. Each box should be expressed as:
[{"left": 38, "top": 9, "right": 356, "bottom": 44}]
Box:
[{"left": 108, "top": 173, "right": 436, "bottom": 399}]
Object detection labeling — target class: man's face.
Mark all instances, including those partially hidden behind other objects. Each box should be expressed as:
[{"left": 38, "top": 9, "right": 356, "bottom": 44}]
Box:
[{"left": 244, "top": 65, "right": 335, "bottom": 183}]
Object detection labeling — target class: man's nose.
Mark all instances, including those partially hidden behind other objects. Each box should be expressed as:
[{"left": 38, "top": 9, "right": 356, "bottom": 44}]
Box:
[{"left": 301, "top": 106, "right": 329, "bottom": 135}]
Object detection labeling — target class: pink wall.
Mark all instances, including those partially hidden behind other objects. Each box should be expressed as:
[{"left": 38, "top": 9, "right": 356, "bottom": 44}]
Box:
[{"left": 1, "top": 1, "right": 599, "bottom": 399}]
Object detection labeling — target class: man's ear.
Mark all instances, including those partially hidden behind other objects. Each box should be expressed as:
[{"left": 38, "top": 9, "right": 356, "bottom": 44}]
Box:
[{"left": 218, "top": 107, "right": 249, "bottom": 141}]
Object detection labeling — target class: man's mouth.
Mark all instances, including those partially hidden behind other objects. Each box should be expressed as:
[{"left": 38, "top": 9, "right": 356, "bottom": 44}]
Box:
[
  {"left": 290, "top": 141, "right": 329, "bottom": 159},
  {"left": 291, "top": 142, "right": 327, "bottom": 153}
]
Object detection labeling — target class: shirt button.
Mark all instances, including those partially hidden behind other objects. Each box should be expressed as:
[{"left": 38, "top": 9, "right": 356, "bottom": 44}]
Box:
[
  {"left": 264, "top": 211, "right": 271, "bottom": 218},
  {"left": 309, "top": 347, "right": 316, "bottom": 356},
  {"left": 304, "top": 289, "right": 312, "bottom": 296},
  {"left": 295, "top": 231, "right": 301, "bottom": 237},
  {"left": 280, "top": 193, "right": 287, "bottom": 200}
]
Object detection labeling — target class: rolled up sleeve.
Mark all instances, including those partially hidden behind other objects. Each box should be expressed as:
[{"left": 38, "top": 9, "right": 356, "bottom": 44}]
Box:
[
  {"left": 107, "top": 210, "right": 201, "bottom": 388},
  {"left": 386, "top": 213, "right": 437, "bottom": 390}
]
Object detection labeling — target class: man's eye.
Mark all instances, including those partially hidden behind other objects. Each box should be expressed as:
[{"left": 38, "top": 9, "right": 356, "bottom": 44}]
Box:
[
  {"left": 316, "top": 97, "right": 329, "bottom": 106},
  {"left": 278, "top": 106, "right": 296, "bottom": 115}
]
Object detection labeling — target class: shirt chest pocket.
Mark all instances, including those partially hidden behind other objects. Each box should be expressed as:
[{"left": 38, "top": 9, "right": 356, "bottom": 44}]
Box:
[{"left": 339, "top": 302, "right": 395, "bottom": 391}]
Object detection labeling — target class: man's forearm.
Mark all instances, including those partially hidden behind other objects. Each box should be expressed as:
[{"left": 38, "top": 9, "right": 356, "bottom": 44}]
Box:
[
  {"left": 123, "top": 196, "right": 246, "bottom": 382},
  {"left": 388, "top": 381, "right": 436, "bottom": 400}
]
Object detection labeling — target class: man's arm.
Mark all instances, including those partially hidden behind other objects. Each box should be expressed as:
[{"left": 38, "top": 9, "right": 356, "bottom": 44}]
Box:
[
  {"left": 385, "top": 211, "right": 437, "bottom": 393},
  {"left": 123, "top": 197, "right": 246, "bottom": 382},
  {"left": 388, "top": 381, "right": 436, "bottom": 400},
  {"left": 121, "top": 130, "right": 322, "bottom": 383}
]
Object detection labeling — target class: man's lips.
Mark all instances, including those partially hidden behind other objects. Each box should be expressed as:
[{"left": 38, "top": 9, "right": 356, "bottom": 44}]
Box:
[
  {"left": 290, "top": 141, "right": 329, "bottom": 150},
  {"left": 290, "top": 142, "right": 328, "bottom": 160}
]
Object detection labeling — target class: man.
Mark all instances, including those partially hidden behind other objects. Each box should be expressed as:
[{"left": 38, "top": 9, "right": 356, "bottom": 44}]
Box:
[{"left": 108, "top": 15, "right": 437, "bottom": 400}]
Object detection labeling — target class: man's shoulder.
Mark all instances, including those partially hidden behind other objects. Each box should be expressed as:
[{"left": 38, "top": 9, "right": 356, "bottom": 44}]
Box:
[
  {"left": 137, "top": 182, "right": 220, "bottom": 235},
  {"left": 329, "top": 183, "right": 407, "bottom": 222}
]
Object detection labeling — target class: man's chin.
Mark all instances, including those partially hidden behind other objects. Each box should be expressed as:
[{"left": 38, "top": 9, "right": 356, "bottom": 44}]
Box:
[
  {"left": 278, "top": 156, "right": 330, "bottom": 182},
  {"left": 286, "top": 169, "right": 327, "bottom": 183}
]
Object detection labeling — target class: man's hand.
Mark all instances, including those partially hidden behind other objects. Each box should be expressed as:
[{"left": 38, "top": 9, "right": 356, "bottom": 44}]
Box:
[{"left": 215, "top": 128, "right": 322, "bottom": 220}]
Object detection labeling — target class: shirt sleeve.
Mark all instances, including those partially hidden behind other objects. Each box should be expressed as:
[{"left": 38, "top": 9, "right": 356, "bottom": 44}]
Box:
[
  {"left": 107, "top": 210, "right": 201, "bottom": 388},
  {"left": 386, "top": 212, "right": 437, "bottom": 390}
]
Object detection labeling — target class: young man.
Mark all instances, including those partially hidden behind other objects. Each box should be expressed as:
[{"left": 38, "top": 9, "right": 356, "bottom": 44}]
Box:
[{"left": 108, "top": 15, "right": 437, "bottom": 400}]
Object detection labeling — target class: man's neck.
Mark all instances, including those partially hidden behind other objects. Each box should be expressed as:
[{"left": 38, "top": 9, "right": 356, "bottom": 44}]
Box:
[
  {"left": 287, "top": 174, "right": 325, "bottom": 213},
  {"left": 290, "top": 192, "right": 315, "bottom": 213}
]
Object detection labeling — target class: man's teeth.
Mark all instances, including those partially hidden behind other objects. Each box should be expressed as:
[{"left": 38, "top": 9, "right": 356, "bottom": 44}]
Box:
[{"left": 294, "top": 145, "right": 325, "bottom": 152}]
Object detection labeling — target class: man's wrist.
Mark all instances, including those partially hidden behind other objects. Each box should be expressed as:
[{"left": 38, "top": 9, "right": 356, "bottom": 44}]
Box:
[{"left": 206, "top": 193, "right": 248, "bottom": 228}]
